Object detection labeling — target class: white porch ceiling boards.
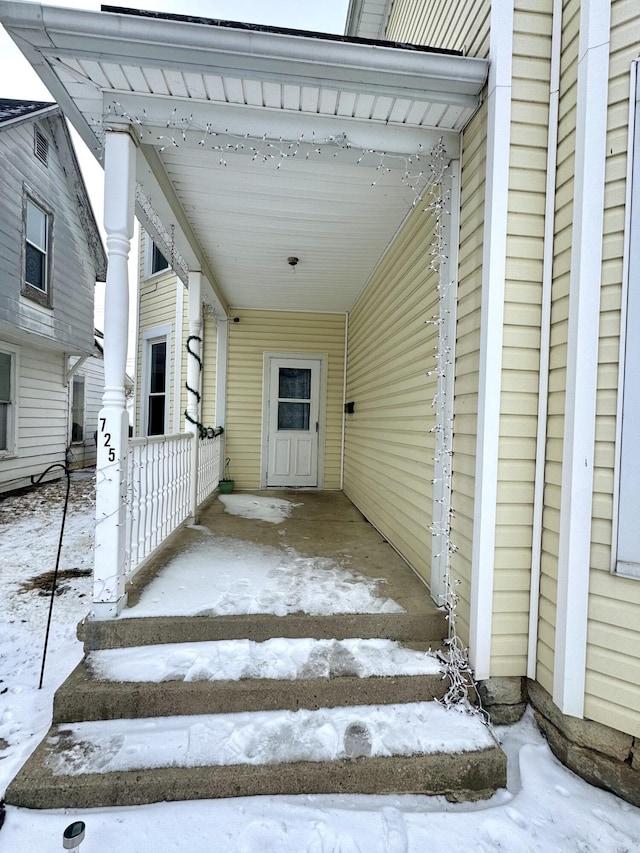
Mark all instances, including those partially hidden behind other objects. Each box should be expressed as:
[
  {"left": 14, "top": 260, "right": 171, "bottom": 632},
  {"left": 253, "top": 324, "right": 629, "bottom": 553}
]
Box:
[{"left": 0, "top": 3, "right": 488, "bottom": 313}]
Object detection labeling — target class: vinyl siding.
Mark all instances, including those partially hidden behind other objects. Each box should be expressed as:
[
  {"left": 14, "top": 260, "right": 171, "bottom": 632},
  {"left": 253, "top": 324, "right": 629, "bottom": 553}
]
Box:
[
  {"left": 0, "top": 342, "right": 68, "bottom": 490},
  {"left": 536, "top": 0, "right": 581, "bottom": 696},
  {"left": 67, "top": 350, "right": 104, "bottom": 469},
  {"left": 225, "top": 310, "right": 345, "bottom": 489},
  {"left": 343, "top": 199, "right": 438, "bottom": 586},
  {"left": 386, "top": 0, "right": 491, "bottom": 58},
  {"left": 449, "top": 101, "right": 488, "bottom": 646},
  {"left": 583, "top": 0, "right": 640, "bottom": 736},
  {"left": 491, "top": 0, "right": 553, "bottom": 676},
  {"left": 0, "top": 117, "right": 95, "bottom": 352}
]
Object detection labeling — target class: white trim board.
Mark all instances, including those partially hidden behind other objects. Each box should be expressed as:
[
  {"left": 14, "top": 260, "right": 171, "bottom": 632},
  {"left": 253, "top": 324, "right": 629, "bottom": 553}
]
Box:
[
  {"left": 469, "top": 0, "right": 513, "bottom": 681},
  {"left": 552, "top": 0, "right": 611, "bottom": 718}
]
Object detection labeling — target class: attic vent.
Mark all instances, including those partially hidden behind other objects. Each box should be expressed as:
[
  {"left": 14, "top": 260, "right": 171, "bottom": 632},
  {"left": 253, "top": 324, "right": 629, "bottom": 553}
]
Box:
[{"left": 34, "top": 129, "right": 49, "bottom": 166}]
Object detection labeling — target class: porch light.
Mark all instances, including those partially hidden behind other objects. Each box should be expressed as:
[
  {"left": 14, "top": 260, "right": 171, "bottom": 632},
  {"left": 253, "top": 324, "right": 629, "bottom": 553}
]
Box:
[{"left": 63, "top": 821, "right": 85, "bottom": 850}]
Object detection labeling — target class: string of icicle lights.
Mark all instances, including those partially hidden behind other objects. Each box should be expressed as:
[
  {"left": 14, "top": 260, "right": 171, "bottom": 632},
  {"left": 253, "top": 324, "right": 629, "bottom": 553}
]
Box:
[{"left": 101, "top": 102, "right": 440, "bottom": 205}]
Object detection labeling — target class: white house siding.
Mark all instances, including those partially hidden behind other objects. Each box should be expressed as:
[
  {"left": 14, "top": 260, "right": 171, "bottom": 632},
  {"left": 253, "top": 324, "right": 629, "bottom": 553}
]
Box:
[
  {"left": 382, "top": 0, "right": 492, "bottom": 656},
  {"left": 0, "top": 117, "right": 94, "bottom": 352},
  {"left": 537, "top": 0, "right": 581, "bottom": 697},
  {"left": 491, "top": 0, "right": 552, "bottom": 676},
  {"left": 225, "top": 310, "right": 345, "bottom": 489},
  {"left": 0, "top": 343, "right": 68, "bottom": 489},
  {"left": 343, "top": 202, "right": 438, "bottom": 585},
  {"left": 584, "top": 0, "right": 640, "bottom": 737},
  {"left": 67, "top": 350, "right": 104, "bottom": 469}
]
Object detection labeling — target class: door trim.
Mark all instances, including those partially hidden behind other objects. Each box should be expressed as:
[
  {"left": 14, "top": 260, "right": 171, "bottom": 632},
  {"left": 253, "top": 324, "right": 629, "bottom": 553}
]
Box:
[{"left": 261, "top": 351, "right": 327, "bottom": 489}]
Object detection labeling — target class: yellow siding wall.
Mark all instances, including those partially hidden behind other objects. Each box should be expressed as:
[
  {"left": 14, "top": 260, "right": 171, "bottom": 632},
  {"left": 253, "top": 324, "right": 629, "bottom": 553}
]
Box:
[
  {"left": 584, "top": 0, "right": 640, "bottom": 736},
  {"left": 344, "top": 202, "right": 438, "bottom": 585},
  {"left": 201, "top": 311, "right": 217, "bottom": 429},
  {"left": 386, "top": 0, "right": 490, "bottom": 57},
  {"left": 225, "top": 310, "right": 345, "bottom": 489},
  {"left": 491, "top": 0, "right": 553, "bottom": 676},
  {"left": 537, "top": 0, "right": 580, "bottom": 696},
  {"left": 382, "top": 0, "right": 492, "bottom": 652}
]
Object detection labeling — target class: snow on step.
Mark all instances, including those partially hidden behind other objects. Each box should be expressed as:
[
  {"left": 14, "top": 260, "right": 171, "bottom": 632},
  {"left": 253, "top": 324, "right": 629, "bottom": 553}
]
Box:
[
  {"left": 46, "top": 702, "right": 494, "bottom": 776},
  {"left": 87, "top": 638, "right": 444, "bottom": 683},
  {"left": 120, "top": 535, "right": 403, "bottom": 618}
]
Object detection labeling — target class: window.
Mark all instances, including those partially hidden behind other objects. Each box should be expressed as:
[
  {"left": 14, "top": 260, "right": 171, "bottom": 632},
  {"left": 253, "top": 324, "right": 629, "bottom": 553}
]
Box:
[
  {"left": 23, "top": 192, "right": 52, "bottom": 306},
  {"left": 0, "top": 347, "right": 17, "bottom": 455},
  {"left": 151, "top": 243, "right": 169, "bottom": 274},
  {"left": 144, "top": 234, "right": 170, "bottom": 278},
  {"left": 142, "top": 325, "right": 171, "bottom": 437},
  {"left": 71, "top": 374, "right": 85, "bottom": 443}
]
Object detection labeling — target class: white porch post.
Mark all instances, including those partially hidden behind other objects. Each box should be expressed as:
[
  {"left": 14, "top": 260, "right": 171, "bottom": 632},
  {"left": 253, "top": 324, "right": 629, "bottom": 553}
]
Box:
[
  {"left": 187, "top": 270, "right": 203, "bottom": 521},
  {"left": 93, "top": 129, "right": 136, "bottom": 619}
]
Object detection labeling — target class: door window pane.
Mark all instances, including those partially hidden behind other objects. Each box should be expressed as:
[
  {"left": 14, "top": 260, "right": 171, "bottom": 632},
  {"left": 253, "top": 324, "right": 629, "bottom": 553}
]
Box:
[
  {"left": 278, "top": 401, "right": 310, "bottom": 430},
  {"left": 279, "top": 367, "right": 311, "bottom": 400}
]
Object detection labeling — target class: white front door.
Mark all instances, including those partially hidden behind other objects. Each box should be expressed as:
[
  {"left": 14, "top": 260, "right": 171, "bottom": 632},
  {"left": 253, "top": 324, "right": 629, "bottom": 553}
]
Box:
[{"left": 266, "top": 357, "right": 320, "bottom": 487}]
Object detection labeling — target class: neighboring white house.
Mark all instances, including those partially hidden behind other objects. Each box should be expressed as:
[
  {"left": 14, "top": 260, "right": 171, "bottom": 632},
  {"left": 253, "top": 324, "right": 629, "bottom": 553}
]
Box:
[{"left": 0, "top": 99, "right": 106, "bottom": 492}]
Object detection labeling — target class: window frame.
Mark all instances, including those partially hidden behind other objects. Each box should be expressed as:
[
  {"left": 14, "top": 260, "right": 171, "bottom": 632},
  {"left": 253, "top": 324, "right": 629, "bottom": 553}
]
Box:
[
  {"left": 0, "top": 344, "right": 19, "bottom": 457},
  {"left": 613, "top": 59, "right": 640, "bottom": 580},
  {"left": 144, "top": 234, "right": 170, "bottom": 279},
  {"left": 141, "top": 324, "right": 172, "bottom": 437},
  {"left": 21, "top": 186, "right": 53, "bottom": 308}
]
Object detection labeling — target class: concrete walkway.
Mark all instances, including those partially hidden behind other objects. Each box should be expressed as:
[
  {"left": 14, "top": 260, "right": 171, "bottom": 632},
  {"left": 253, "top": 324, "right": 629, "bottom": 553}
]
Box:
[{"left": 126, "top": 490, "right": 441, "bottom": 620}]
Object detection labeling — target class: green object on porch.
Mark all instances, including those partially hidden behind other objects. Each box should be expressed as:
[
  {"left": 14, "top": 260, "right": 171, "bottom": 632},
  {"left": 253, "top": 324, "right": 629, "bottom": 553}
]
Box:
[{"left": 219, "top": 457, "right": 234, "bottom": 492}]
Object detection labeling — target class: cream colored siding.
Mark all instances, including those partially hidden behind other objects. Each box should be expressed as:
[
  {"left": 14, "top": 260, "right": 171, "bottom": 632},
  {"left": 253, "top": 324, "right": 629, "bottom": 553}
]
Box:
[
  {"left": 583, "top": 0, "right": 640, "bottom": 736},
  {"left": 386, "top": 0, "right": 491, "bottom": 58},
  {"left": 536, "top": 0, "right": 581, "bottom": 695},
  {"left": 491, "top": 0, "right": 553, "bottom": 676},
  {"left": 201, "top": 313, "right": 217, "bottom": 429},
  {"left": 225, "top": 310, "right": 345, "bottom": 489},
  {"left": 344, "top": 201, "right": 437, "bottom": 586},
  {"left": 449, "top": 100, "right": 488, "bottom": 646}
]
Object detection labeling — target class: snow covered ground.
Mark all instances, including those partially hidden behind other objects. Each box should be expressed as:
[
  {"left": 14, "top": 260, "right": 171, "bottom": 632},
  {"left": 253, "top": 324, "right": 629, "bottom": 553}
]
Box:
[{"left": 1, "top": 478, "right": 640, "bottom": 851}]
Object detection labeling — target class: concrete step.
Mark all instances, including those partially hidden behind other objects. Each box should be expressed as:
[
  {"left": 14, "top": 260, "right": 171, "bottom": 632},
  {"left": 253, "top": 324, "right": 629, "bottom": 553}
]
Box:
[
  {"left": 80, "top": 610, "right": 448, "bottom": 651},
  {"left": 53, "top": 661, "right": 449, "bottom": 723},
  {"left": 7, "top": 703, "right": 507, "bottom": 808}
]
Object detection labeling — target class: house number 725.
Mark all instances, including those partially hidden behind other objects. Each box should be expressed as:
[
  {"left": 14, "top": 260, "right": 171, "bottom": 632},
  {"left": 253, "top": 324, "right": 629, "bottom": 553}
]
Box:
[{"left": 99, "top": 417, "right": 116, "bottom": 462}]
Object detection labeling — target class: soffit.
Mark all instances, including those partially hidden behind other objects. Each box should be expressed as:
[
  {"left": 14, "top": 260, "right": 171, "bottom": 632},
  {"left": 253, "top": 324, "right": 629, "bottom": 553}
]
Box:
[{"left": 0, "top": 3, "right": 488, "bottom": 313}]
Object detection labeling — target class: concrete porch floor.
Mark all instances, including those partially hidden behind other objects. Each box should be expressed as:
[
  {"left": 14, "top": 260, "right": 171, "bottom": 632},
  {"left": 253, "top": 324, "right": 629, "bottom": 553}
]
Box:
[{"left": 125, "top": 490, "right": 441, "bottom": 622}]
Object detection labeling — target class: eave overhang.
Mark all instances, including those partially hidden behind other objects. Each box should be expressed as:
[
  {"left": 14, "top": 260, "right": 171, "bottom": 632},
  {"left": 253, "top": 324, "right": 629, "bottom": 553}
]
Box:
[{"left": 0, "top": 2, "right": 489, "bottom": 314}]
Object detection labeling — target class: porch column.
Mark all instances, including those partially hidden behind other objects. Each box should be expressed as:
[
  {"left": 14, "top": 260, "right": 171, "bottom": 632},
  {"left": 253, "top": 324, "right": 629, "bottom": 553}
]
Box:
[
  {"left": 93, "top": 129, "right": 136, "bottom": 619},
  {"left": 186, "top": 270, "right": 203, "bottom": 521}
]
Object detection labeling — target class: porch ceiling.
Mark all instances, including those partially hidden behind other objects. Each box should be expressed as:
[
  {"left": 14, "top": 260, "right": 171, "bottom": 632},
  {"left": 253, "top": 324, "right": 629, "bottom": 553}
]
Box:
[{"left": 0, "top": 3, "right": 488, "bottom": 314}]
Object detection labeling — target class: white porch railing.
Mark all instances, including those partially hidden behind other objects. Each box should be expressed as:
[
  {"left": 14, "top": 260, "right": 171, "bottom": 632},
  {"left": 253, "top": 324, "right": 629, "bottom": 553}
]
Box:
[
  {"left": 198, "top": 435, "right": 222, "bottom": 506},
  {"left": 126, "top": 431, "right": 223, "bottom": 577}
]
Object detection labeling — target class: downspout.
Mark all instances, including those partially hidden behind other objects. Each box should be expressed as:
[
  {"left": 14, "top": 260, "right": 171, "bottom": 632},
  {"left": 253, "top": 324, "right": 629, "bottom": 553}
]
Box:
[
  {"left": 527, "top": 0, "right": 562, "bottom": 680},
  {"left": 340, "top": 312, "right": 349, "bottom": 491}
]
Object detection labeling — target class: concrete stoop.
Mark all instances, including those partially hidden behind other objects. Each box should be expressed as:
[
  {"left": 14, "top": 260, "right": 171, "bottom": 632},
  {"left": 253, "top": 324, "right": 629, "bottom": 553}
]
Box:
[{"left": 7, "top": 610, "right": 507, "bottom": 809}]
